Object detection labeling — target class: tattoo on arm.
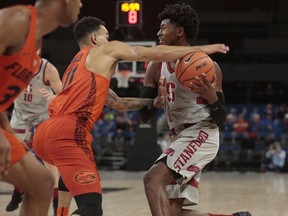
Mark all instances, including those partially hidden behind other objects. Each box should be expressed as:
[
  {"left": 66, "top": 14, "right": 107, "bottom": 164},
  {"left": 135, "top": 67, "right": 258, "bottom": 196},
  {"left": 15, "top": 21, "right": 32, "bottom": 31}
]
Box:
[
  {"left": 134, "top": 47, "right": 148, "bottom": 61},
  {"left": 105, "top": 89, "right": 153, "bottom": 111}
]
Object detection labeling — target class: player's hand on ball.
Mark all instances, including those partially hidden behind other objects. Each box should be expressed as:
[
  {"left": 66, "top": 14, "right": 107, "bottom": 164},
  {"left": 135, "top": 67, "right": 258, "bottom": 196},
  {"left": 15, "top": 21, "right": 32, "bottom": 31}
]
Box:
[{"left": 190, "top": 73, "right": 218, "bottom": 104}]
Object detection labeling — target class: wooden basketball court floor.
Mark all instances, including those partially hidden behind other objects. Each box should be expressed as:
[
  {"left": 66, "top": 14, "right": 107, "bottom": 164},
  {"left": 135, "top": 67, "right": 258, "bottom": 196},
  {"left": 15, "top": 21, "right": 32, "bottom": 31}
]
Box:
[{"left": 0, "top": 170, "right": 287, "bottom": 216}]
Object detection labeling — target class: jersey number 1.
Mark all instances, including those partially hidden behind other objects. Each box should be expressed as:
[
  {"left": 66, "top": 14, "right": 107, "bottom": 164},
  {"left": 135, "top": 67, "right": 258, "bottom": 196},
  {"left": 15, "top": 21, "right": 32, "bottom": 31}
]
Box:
[{"left": 63, "top": 65, "right": 78, "bottom": 90}]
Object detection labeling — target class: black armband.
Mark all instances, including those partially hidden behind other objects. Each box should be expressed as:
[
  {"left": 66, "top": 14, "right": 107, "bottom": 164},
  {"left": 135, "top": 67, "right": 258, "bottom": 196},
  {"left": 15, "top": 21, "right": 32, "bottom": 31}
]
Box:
[
  {"left": 210, "top": 92, "right": 227, "bottom": 127},
  {"left": 139, "top": 86, "right": 159, "bottom": 123}
]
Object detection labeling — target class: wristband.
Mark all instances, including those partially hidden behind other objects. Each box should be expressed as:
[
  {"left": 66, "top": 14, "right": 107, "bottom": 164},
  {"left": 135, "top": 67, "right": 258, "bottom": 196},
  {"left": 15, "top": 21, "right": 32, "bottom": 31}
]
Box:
[{"left": 147, "top": 100, "right": 159, "bottom": 112}]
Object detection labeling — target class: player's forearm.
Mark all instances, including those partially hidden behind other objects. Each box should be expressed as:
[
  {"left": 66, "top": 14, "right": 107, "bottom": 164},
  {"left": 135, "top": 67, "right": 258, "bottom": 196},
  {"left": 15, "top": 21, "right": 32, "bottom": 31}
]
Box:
[
  {"left": 105, "top": 89, "right": 153, "bottom": 111},
  {"left": 0, "top": 113, "right": 14, "bottom": 133},
  {"left": 148, "top": 44, "right": 228, "bottom": 62},
  {"left": 209, "top": 92, "right": 227, "bottom": 127},
  {"left": 107, "top": 97, "right": 153, "bottom": 111}
]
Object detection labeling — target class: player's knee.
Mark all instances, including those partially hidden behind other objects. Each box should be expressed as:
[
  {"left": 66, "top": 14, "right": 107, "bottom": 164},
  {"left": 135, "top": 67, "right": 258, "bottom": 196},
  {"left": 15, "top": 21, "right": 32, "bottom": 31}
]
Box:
[
  {"left": 25, "top": 170, "right": 54, "bottom": 199},
  {"left": 143, "top": 161, "right": 163, "bottom": 187},
  {"left": 72, "top": 193, "right": 103, "bottom": 216},
  {"left": 36, "top": 169, "right": 54, "bottom": 196},
  {"left": 143, "top": 170, "right": 154, "bottom": 188}
]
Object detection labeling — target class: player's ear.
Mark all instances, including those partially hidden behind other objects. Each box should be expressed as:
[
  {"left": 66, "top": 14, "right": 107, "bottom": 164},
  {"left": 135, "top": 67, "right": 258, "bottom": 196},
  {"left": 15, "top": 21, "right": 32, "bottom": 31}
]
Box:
[
  {"left": 91, "top": 33, "right": 97, "bottom": 45},
  {"left": 177, "top": 26, "right": 185, "bottom": 37}
]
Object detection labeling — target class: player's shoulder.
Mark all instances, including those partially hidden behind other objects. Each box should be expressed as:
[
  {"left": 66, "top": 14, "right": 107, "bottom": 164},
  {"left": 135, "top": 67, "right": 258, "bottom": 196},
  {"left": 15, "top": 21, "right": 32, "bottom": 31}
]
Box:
[
  {"left": 1, "top": 5, "right": 30, "bottom": 25},
  {"left": 0, "top": 6, "right": 31, "bottom": 38},
  {"left": 0, "top": 6, "right": 32, "bottom": 53}
]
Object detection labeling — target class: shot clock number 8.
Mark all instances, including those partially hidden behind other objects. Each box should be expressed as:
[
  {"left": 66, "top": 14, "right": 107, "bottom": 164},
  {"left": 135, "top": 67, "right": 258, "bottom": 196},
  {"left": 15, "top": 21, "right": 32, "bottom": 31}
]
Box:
[{"left": 116, "top": 0, "right": 143, "bottom": 27}]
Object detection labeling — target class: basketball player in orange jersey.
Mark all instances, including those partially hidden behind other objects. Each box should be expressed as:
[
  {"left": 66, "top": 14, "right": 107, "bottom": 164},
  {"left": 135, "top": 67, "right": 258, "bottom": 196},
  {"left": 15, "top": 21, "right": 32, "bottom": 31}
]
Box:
[
  {"left": 38, "top": 85, "right": 157, "bottom": 216},
  {"left": 32, "top": 16, "right": 229, "bottom": 216},
  {"left": 6, "top": 54, "right": 63, "bottom": 215},
  {"left": 139, "top": 4, "right": 252, "bottom": 216},
  {"left": 0, "top": 0, "right": 82, "bottom": 215}
]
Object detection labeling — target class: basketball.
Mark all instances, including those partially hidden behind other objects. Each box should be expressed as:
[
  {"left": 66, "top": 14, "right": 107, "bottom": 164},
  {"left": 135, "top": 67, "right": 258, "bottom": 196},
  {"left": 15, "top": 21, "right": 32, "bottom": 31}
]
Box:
[{"left": 175, "top": 51, "right": 215, "bottom": 88}]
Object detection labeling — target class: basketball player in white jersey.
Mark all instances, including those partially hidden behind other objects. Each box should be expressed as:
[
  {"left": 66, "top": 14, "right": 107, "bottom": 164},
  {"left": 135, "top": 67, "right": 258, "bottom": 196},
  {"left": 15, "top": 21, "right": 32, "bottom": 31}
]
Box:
[
  {"left": 6, "top": 57, "right": 62, "bottom": 215},
  {"left": 139, "top": 4, "right": 252, "bottom": 216}
]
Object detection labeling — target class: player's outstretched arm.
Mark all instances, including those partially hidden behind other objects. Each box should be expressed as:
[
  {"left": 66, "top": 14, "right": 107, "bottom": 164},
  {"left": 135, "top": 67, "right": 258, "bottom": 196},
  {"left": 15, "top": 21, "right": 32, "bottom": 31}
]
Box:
[
  {"left": 105, "top": 89, "right": 153, "bottom": 111},
  {"left": 107, "top": 41, "right": 229, "bottom": 63},
  {"left": 196, "top": 44, "right": 229, "bottom": 55}
]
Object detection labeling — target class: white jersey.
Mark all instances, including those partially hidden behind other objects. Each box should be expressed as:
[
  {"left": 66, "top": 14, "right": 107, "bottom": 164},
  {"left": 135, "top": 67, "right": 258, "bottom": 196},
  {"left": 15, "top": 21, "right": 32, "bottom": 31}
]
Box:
[
  {"left": 160, "top": 62, "right": 215, "bottom": 131},
  {"left": 13, "top": 58, "right": 52, "bottom": 121},
  {"left": 10, "top": 58, "right": 53, "bottom": 142},
  {"left": 157, "top": 62, "right": 220, "bottom": 206}
]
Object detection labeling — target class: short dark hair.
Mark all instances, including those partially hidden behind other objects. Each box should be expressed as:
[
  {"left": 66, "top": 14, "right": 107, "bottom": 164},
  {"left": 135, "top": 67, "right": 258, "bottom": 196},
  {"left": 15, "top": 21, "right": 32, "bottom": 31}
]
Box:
[
  {"left": 158, "top": 4, "right": 199, "bottom": 40},
  {"left": 73, "top": 16, "right": 105, "bottom": 42}
]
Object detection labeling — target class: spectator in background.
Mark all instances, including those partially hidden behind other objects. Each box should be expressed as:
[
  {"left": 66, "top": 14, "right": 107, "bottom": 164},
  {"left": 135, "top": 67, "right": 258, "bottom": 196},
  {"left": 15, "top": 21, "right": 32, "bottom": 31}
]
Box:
[
  {"left": 249, "top": 113, "right": 262, "bottom": 140},
  {"left": 282, "top": 113, "right": 288, "bottom": 143},
  {"left": 264, "top": 103, "right": 275, "bottom": 117},
  {"left": 275, "top": 104, "right": 287, "bottom": 119},
  {"left": 261, "top": 141, "right": 286, "bottom": 172},
  {"left": 115, "top": 111, "right": 132, "bottom": 135},
  {"left": 223, "top": 113, "right": 237, "bottom": 141},
  {"left": 260, "top": 111, "right": 275, "bottom": 138},
  {"left": 233, "top": 114, "right": 249, "bottom": 140}
]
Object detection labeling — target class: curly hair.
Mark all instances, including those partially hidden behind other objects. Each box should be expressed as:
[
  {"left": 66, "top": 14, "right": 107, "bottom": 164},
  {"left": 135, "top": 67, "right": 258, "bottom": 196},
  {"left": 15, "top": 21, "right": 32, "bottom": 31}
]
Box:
[
  {"left": 73, "top": 16, "right": 105, "bottom": 42},
  {"left": 158, "top": 4, "right": 199, "bottom": 40}
]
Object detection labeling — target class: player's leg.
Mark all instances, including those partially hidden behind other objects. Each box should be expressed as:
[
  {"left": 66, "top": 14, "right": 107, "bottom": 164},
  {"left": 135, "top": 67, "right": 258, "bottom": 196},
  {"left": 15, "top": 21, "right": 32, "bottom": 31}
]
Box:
[
  {"left": 2, "top": 152, "right": 54, "bottom": 216},
  {"left": 1, "top": 129, "right": 54, "bottom": 216},
  {"left": 6, "top": 115, "right": 29, "bottom": 211},
  {"left": 44, "top": 161, "right": 60, "bottom": 215},
  {"left": 143, "top": 160, "right": 176, "bottom": 216},
  {"left": 57, "top": 176, "right": 73, "bottom": 216},
  {"left": 180, "top": 210, "right": 252, "bottom": 216},
  {"left": 55, "top": 141, "right": 103, "bottom": 216}
]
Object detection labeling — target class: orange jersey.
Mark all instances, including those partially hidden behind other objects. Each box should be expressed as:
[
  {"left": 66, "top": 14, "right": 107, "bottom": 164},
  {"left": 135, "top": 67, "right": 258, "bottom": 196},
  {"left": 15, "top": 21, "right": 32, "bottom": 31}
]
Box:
[
  {"left": 0, "top": 5, "right": 40, "bottom": 112},
  {"left": 49, "top": 46, "right": 110, "bottom": 130}
]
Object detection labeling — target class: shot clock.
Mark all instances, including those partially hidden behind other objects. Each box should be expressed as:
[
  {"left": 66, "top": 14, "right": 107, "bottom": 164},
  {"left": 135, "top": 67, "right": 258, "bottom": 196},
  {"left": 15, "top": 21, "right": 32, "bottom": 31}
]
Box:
[{"left": 116, "top": 0, "right": 143, "bottom": 27}]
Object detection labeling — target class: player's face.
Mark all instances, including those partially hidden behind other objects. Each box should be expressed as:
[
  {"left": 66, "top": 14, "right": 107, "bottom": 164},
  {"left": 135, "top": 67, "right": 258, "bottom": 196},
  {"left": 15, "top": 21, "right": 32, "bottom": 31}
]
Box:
[
  {"left": 60, "top": 0, "right": 82, "bottom": 27},
  {"left": 157, "top": 19, "right": 180, "bottom": 46},
  {"left": 95, "top": 25, "right": 109, "bottom": 45}
]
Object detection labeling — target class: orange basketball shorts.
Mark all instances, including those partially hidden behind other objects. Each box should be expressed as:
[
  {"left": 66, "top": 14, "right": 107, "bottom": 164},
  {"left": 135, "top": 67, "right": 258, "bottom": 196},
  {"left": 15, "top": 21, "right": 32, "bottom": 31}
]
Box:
[
  {"left": 1, "top": 128, "right": 27, "bottom": 165},
  {"left": 33, "top": 115, "right": 102, "bottom": 196}
]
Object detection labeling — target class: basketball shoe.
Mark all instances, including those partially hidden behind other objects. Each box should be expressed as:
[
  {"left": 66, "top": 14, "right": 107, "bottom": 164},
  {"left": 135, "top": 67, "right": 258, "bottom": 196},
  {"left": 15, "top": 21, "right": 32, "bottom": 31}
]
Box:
[
  {"left": 233, "top": 212, "right": 252, "bottom": 216},
  {"left": 6, "top": 191, "right": 23, "bottom": 212}
]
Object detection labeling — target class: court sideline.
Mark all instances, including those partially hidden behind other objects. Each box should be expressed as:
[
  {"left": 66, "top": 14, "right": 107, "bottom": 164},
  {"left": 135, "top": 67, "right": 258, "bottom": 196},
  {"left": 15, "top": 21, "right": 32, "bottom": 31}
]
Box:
[{"left": 0, "top": 171, "right": 287, "bottom": 216}]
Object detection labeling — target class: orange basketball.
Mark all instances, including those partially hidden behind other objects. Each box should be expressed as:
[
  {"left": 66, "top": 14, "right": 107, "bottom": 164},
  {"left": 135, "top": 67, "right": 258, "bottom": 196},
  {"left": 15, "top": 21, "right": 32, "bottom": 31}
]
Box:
[{"left": 175, "top": 51, "right": 215, "bottom": 88}]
